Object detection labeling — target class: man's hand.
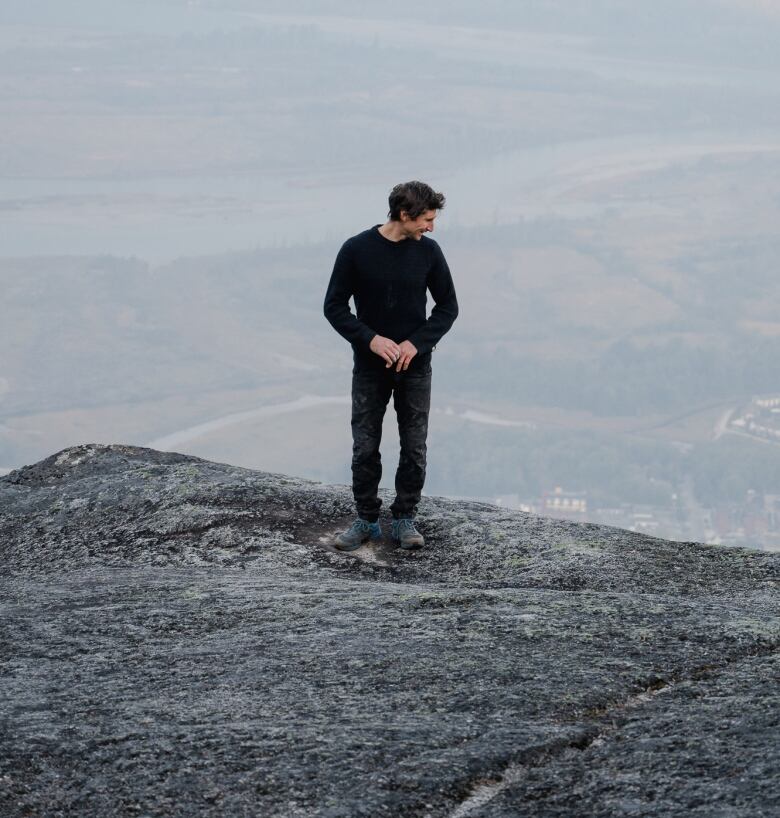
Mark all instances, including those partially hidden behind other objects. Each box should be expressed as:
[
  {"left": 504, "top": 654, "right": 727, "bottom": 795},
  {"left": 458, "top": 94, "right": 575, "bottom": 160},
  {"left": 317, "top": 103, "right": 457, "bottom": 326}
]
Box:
[
  {"left": 394, "top": 340, "right": 417, "bottom": 372},
  {"left": 369, "top": 334, "right": 402, "bottom": 368}
]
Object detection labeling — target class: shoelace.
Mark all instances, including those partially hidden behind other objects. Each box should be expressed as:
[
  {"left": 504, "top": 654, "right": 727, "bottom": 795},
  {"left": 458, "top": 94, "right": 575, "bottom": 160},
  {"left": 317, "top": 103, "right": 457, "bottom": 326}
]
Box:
[{"left": 395, "top": 519, "right": 416, "bottom": 534}]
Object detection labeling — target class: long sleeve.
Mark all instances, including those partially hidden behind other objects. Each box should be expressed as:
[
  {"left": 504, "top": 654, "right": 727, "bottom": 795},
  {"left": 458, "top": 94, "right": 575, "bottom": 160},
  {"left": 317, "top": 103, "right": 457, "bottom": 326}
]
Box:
[
  {"left": 323, "top": 240, "right": 376, "bottom": 350},
  {"left": 406, "top": 242, "right": 459, "bottom": 355}
]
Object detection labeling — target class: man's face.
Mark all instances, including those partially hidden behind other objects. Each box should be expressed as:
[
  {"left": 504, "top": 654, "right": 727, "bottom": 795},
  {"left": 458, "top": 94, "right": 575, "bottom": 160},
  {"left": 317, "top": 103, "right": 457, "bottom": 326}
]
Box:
[{"left": 400, "top": 209, "right": 437, "bottom": 240}]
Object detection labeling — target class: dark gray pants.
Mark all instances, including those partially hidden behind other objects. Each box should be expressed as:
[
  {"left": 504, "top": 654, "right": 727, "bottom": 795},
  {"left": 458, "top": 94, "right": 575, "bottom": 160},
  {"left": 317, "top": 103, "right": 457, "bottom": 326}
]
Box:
[{"left": 351, "top": 364, "right": 432, "bottom": 522}]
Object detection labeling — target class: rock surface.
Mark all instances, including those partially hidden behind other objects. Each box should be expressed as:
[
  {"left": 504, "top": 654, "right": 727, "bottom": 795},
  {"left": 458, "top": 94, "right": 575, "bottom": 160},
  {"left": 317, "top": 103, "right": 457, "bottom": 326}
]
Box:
[{"left": 0, "top": 443, "right": 777, "bottom": 817}]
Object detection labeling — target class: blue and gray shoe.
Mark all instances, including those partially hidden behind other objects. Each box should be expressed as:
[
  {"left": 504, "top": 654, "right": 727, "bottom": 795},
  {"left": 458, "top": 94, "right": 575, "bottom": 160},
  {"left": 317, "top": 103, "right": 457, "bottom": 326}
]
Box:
[
  {"left": 334, "top": 518, "right": 382, "bottom": 551},
  {"left": 391, "top": 518, "right": 425, "bottom": 549}
]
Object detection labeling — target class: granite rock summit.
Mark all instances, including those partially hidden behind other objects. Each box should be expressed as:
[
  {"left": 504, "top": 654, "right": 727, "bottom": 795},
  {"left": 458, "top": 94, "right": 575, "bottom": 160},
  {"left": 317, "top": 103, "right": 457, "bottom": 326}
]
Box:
[{"left": 1, "top": 443, "right": 778, "bottom": 817}]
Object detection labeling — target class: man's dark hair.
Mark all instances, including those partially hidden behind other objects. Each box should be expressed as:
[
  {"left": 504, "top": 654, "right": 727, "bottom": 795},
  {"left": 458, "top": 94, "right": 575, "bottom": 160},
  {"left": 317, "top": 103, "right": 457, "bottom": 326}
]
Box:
[{"left": 387, "top": 181, "right": 446, "bottom": 221}]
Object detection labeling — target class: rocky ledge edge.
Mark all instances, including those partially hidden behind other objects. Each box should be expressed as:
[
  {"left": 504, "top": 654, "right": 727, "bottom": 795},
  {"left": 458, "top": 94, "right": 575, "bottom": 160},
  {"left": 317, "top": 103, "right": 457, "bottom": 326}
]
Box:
[{"left": 0, "top": 443, "right": 778, "bottom": 818}]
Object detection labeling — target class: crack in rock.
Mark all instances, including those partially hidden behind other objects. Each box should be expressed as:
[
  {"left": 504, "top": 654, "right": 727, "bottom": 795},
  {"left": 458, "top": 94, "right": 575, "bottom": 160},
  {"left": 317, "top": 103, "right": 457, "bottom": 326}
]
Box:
[{"left": 448, "top": 641, "right": 779, "bottom": 818}]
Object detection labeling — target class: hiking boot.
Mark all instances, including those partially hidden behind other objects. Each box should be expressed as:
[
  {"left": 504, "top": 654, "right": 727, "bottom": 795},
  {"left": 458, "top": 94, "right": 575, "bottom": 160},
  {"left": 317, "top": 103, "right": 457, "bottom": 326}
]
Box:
[
  {"left": 334, "top": 518, "right": 382, "bottom": 551},
  {"left": 391, "top": 517, "right": 424, "bottom": 549}
]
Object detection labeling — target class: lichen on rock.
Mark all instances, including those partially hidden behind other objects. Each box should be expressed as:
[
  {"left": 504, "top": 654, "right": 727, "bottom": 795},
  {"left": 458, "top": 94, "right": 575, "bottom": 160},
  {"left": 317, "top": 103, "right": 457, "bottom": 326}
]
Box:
[{"left": 1, "top": 443, "right": 777, "bottom": 817}]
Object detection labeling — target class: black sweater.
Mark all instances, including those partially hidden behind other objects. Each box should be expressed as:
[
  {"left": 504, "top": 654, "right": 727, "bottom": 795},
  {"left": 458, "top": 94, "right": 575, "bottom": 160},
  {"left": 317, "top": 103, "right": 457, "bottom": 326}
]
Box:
[{"left": 323, "top": 225, "right": 459, "bottom": 371}]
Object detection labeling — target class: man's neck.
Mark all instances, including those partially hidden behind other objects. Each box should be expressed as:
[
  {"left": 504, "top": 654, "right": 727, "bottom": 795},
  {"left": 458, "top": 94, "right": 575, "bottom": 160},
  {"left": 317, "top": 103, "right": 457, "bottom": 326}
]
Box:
[{"left": 378, "top": 220, "right": 408, "bottom": 242}]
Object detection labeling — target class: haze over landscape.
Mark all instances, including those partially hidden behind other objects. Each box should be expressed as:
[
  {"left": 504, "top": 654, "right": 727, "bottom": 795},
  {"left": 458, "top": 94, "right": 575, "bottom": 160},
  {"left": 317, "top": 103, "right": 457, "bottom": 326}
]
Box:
[{"left": 3, "top": 0, "right": 780, "bottom": 549}]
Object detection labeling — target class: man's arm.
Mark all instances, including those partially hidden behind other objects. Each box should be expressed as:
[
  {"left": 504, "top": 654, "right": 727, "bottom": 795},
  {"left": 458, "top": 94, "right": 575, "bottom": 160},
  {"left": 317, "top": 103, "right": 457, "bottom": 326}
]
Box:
[
  {"left": 406, "top": 241, "right": 459, "bottom": 355},
  {"left": 324, "top": 240, "right": 402, "bottom": 367},
  {"left": 323, "top": 240, "right": 376, "bottom": 349}
]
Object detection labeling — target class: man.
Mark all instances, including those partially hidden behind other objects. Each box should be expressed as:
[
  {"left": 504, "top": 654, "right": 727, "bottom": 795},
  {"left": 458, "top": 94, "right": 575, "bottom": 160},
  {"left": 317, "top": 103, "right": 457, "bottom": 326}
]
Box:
[{"left": 323, "top": 181, "right": 458, "bottom": 550}]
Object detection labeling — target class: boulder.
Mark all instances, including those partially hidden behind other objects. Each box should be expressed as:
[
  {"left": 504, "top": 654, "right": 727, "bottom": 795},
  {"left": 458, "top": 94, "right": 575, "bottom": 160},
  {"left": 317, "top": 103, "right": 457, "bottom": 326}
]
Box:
[{"left": 1, "top": 444, "right": 777, "bottom": 817}]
